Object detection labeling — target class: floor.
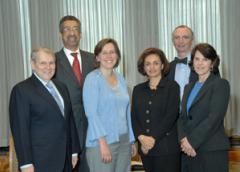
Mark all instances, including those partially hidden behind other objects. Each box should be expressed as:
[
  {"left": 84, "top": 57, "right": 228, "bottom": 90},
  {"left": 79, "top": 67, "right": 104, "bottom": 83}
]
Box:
[
  {"left": 1, "top": 148, "right": 240, "bottom": 172},
  {"left": 229, "top": 148, "right": 240, "bottom": 172},
  {"left": 0, "top": 147, "right": 9, "bottom": 172}
]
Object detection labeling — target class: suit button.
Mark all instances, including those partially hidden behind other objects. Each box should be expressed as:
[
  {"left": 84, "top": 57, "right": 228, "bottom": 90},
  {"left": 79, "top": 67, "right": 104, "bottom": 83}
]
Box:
[
  {"left": 189, "top": 115, "right": 193, "bottom": 120},
  {"left": 146, "top": 119, "right": 150, "bottom": 123},
  {"left": 146, "top": 110, "right": 150, "bottom": 114},
  {"left": 148, "top": 101, "right": 152, "bottom": 105},
  {"left": 166, "top": 132, "right": 170, "bottom": 136},
  {"left": 146, "top": 129, "right": 150, "bottom": 133}
]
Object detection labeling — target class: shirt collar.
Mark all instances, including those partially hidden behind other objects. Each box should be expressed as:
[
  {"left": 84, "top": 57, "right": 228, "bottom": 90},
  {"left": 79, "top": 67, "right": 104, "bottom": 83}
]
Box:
[
  {"left": 186, "top": 52, "right": 191, "bottom": 61},
  {"left": 63, "top": 47, "right": 80, "bottom": 57},
  {"left": 33, "top": 72, "right": 49, "bottom": 86},
  {"left": 143, "top": 77, "right": 168, "bottom": 89},
  {"left": 176, "top": 52, "right": 191, "bottom": 61}
]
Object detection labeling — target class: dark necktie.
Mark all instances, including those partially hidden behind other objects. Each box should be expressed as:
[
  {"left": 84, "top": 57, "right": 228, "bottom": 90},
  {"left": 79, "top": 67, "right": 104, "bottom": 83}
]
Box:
[
  {"left": 46, "top": 82, "right": 64, "bottom": 115},
  {"left": 71, "top": 52, "right": 83, "bottom": 85},
  {"left": 175, "top": 57, "right": 188, "bottom": 64}
]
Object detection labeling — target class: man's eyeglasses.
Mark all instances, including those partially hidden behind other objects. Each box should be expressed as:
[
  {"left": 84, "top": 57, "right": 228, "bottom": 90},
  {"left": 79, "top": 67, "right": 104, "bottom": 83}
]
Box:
[{"left": 62, "top": 27, "right": 80, "bottom": 33}]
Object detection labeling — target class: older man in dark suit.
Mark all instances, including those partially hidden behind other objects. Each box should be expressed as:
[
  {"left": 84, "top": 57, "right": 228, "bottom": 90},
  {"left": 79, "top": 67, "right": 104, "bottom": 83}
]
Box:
[
  {"left": 54, "top": 15, "right": 95, "bottom": 172},
  {"left": 9, "top": 48, "right": 80, "bottom": 172}
]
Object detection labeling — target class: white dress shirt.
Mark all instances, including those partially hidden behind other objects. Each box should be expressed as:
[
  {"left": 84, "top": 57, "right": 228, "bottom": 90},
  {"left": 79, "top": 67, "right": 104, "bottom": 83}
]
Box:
[{"left": 174, "top": 53, "right": 191, "bottom": 100}]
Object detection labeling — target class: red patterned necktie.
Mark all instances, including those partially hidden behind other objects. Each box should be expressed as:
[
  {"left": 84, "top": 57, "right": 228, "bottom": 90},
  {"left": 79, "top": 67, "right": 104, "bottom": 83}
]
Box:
[{"left": 71, "top": 52, "right": 83, "bottom": 85}]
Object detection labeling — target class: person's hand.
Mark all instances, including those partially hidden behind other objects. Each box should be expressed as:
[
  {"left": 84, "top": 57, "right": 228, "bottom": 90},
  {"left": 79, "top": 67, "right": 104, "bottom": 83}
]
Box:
[
  {"left": 99, "top": 138, "right": 112, "bottom": 163},
  {"left": 21, "top": 165, "right": 34, "bottom": 172},
  {"left": 72, "top": 155, "right": 78, "bottom": 169},
  {"left": 141, "top": 145, "right": 149, "bottom": 155},
  {"left": 131, "top": 143, "right": 137, "bottom": 157},
  {"left": 138, "top": 135, "right": 155, "bottom": 150},
  {"left": 180, "top": 137, "right": 197, "bottom": 157}
]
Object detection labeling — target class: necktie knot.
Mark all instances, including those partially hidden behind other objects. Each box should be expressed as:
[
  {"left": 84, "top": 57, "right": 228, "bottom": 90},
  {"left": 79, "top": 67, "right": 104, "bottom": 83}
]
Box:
[
  {"left": 175, "top": 57, "right": 188, "bottom": 64},
  {"left": 46, "top": 81, "right": 53, "bottom": 87},
  {"left": 46, "top": 82, "right": 55, "bottom": 92},
  {"left": 71, "top": 52, "right": 78, "bottom": 59},
  {"left": 71, "top": 52, "right": 83, "bottom": 85}
]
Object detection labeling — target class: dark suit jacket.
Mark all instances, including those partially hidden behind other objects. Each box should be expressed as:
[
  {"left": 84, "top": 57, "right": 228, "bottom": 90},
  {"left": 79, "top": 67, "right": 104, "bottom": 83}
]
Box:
[
  {"left": 54, "top": 49, "right": 95, "bottom": 151},
  {"left": 131, "top": 77, "right": 180, "bottom": 156},
  {"left": 178, "top": 73, "right": 230, "bottom": 152},
  {"left": 9, "top": 74, "right": 80, "bottom": 172},
  {"left": 167, "top": 59, "right": 198, "bottom": 82}
]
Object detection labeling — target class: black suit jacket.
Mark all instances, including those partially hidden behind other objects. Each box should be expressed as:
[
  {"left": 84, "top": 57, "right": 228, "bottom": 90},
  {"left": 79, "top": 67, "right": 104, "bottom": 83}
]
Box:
[
  {"left": 9, "top": 74, "right": 80, "bottom": 172},
  {"left": 131, "top": 77, "right": 180, "bottom": 156},
  {"left": 167, "top": 59, "right": 198, "bottom": 82},
  {"left": 54, "top": 49, "right": 95, "bottom": 151},
  {"left": 178, "top": 74, "right": 230, "bottom": 152}
]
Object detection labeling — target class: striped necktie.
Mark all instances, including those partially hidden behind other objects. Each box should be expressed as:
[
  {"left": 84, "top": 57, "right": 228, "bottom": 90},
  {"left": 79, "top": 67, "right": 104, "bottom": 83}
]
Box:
[{"left": 46, "top": 82, "right": 64, "bottom": 115}]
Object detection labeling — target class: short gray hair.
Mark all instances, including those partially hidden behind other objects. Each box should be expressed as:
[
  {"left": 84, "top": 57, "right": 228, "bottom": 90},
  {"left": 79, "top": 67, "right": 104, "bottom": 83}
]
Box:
[
  {"left": 31, "top": 47, "right": 55, "bottom": 62},
  {"left": 172, "top": 25, "right": 194, "bottom": 40}
]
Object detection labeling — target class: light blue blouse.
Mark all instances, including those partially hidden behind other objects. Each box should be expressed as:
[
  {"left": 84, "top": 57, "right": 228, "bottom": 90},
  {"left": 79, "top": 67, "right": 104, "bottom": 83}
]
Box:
[
  {"left": 83, "top": 69, "right": 135, "bottom": 147},
  {"left": 187, "top": 82, "right": 204, "bottom": 113}
]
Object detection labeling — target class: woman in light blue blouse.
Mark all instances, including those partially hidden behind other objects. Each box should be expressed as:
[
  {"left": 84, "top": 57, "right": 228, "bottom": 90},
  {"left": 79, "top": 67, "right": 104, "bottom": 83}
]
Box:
[{"left": 83, "top": 38, "right": 136, "bottom": 172}]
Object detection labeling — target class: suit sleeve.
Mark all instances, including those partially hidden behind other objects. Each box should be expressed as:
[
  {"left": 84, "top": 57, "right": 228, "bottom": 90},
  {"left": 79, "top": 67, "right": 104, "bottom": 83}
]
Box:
[
  {"left": 177, "top": 112, "right": 187, "bottom": 141},
  {"left": 187, "top": 79, "right": 230, "bottom": 149},
  {"left": 177, "top": 85, "right": 189, "bottom": 141},
  {"left": 70, "top": 109, "right": 81, "bottom": 154},
  {"left": 131, "top": 87, "right": 143, "bottom": 139},
  {"left": 63, "top": 85, "right": 81, "bottom": 154},
  {"left": 9, "top": 85, "right": 33, "bottom": 166},
  {"left": 152, "top": 82, "right": 180, "bottom": 140}
]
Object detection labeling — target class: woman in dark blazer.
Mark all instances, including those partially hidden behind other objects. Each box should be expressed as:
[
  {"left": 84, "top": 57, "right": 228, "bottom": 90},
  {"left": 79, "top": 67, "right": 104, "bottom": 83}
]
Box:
[
  {"left": 178, "top": 43, "right": 230, "bottom": 172},
  {"left": 131, "top": 48, "right": 180, "bottom": 172}
]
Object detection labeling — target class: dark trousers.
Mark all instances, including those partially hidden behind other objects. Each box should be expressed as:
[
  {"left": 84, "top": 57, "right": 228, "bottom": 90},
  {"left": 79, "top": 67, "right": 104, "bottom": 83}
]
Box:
[
  {"left": 141, "top": 154, "right": 180, "bottom": 172},
  {"left": 73, "top": 150, "right": 90, "bottom": 172},
  {"left": 181, "top": 150, "right": 228, "bottom": 172}
]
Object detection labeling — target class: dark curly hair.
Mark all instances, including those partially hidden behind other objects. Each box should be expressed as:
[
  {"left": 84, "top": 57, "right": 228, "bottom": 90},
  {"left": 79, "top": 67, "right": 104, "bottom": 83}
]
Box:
[{"left": 137, "top": 48, "right": 169, "bottom": 76}]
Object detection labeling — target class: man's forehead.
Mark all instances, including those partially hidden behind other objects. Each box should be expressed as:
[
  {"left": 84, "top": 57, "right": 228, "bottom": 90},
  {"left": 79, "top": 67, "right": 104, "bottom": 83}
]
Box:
[
  {"left": 63, "top": 20, "right": 79, "bottom": 26},
  {"left": 174, "top": 28, "right": 191, "bottom": 35},
  {"left": 36, "top": 52, "right": 54, "bottom": 60}
]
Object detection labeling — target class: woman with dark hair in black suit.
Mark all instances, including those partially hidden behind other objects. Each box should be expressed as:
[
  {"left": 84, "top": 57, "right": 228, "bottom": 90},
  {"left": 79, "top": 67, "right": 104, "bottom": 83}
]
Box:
[
  {"left": 178, "top": 43, "right": 230, "bottom": 172},
  {"left": 131, "top": 48, "right": 180, "bottom": 172}
]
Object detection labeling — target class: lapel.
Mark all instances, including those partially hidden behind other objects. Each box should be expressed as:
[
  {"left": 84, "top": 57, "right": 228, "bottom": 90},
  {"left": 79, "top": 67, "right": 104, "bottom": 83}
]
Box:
[
  {"left": 190, "top": 74, "right": 216, "bottom": 107},
  {"left": 80, "top": 49, "right": 93, "bottom": 81},
  {"left": 168, "top": 60, "right": 177, "bottom": 80},
  {"left": 189, "top": 70, "right": 198, "bottom": 82},
  {"left": 169, "top": 59, "right": 198, "bottom": 83},
  {"left": 181, "top": 81, "right": 195, "bottom": 116},
  {"left": 58, "top": 49, "right": 81, "bottom": 87},
  {"left": 79, "top": 50, "right": 88, "bottom": 79},
  {"left": 30, "top": 74, "right": 65, "bottom": 118}
]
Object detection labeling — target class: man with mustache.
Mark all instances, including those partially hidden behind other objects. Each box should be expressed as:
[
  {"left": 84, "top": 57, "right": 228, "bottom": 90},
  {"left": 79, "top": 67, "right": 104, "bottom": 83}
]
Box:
[{"left": 55, "top": 15, "right": 95, "bottom": 172}]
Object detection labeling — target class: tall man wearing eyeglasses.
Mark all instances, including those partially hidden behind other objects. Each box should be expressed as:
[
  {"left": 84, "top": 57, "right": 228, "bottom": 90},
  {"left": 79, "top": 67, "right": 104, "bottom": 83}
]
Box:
[
  {"left": 167, "top": 25, "right": 198, "bottom": 100},
  {"left": 54, "top": 15, "right": 95, "bottom": 172}
]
